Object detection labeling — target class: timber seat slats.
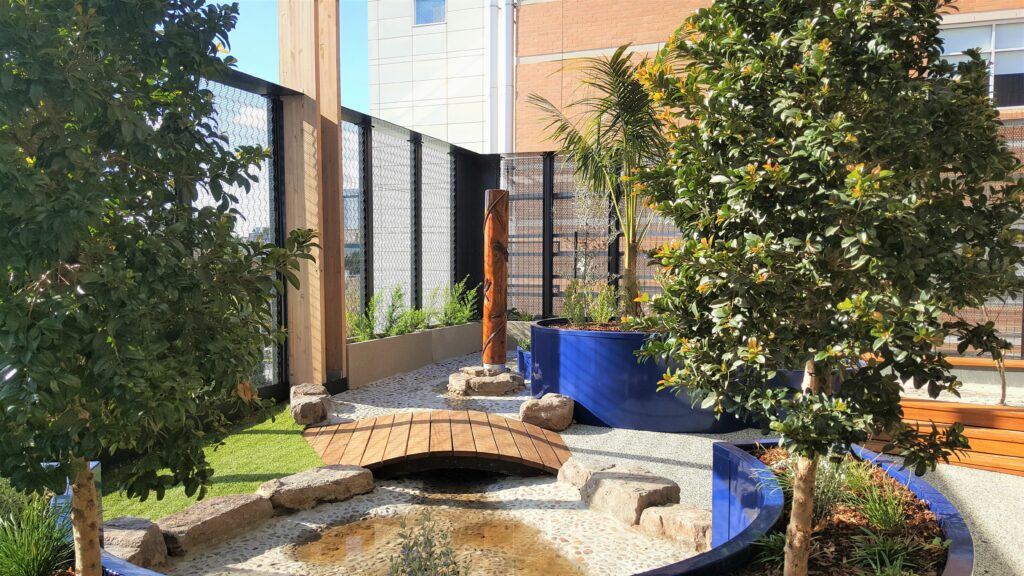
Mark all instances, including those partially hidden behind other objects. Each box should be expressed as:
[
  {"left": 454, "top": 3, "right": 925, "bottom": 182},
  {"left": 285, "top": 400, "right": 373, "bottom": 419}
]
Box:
[
  {"left": 307, "top": 410, "right": 571, "bottom": 477},
  {"left": 869, "top": 399, "right": 1024, "bottom": 477}
]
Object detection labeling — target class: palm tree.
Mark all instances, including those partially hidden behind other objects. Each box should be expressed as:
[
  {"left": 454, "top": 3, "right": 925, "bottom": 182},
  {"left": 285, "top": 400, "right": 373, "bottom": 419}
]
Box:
[{"left": 528, "top": 45, "right": 668, "bottom": 317}]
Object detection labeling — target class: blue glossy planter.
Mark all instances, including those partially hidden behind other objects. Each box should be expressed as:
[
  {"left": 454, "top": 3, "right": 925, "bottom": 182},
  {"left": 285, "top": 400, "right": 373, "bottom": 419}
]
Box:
[
  {"left": 516, "top": 347, "right": 532, "bottom": 381},
  {"left": 640, "top": 440, "right": 974, "bottom": 576},
  {"left": 530, "top": 319, "right": 748, "bottom": 433}
]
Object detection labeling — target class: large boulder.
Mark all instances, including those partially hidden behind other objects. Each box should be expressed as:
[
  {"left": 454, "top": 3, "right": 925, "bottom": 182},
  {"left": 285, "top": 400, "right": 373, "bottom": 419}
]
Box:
[
  {"left": 291, "top": 396, "right": 327, "bottom": 426},
  {"left": 103, "top": 516, "right": 167, "bottom": 569},
  {"left": 579, "top": 464, "right": 680, "bottom": 525},
  {"left": 447, "top": 367, "right": 523, "bottom": 396},
  {"left": 290, "top": 382, "right": 329, "bottom": 403},
  {"left": 256, "top": 465, "right": 374, "bottom": 511},
  {"left": 519, "top": 393, "right": 573, "bottom": 431},
  {"left": 639, "top": 504, "right": 713, "bottom": 552},
  {"left": 157, "top": 494, "right": 273, "bottom": 556}
]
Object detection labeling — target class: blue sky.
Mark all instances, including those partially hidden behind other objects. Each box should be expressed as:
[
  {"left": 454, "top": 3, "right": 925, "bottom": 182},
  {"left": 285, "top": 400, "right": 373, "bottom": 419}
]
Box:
[{"left": 227, "top": 0, "right": 369, "bottom": 113}]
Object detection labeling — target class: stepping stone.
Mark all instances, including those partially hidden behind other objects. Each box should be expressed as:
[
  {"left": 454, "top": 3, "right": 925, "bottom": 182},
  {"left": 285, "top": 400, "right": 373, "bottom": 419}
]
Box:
[
  {"left": 448, "top": 368, "right": 523, "bottom": 396},
  {"left": 557, "top": 456, "right": 616, "bottom": 490},
  {"left": 256, "top": 465, "right": 374, "bottom": 511},
  {"left": 579, "top": 464, "right": 680, "bottom": 525},
  {"left": 157, "top": 494, "right": 273, "bottom": 556},
  {"left": 519, "top": 393, "right": 573, "bottom": 431},
  {"left": 639, "top": 504, "right": 713, "bottom": 552},
  {"left": 103, "top": 516, "right": 167, "bottom": 569}
]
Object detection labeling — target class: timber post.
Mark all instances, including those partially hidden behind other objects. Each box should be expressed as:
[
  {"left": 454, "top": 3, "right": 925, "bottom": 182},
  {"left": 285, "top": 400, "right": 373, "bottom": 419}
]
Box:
[{"left": 482, "top": 188, "right": 509, "bottom": 371}]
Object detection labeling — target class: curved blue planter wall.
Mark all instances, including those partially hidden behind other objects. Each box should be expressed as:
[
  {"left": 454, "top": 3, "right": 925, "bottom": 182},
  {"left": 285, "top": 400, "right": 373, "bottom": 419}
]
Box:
[
  {"left": 639, "top": 440, "right": 974, "bottom": 576},
  {"left": 530, "top": 319, "right": 748, "bottom": 433},
  {"left": 635, "top": 441, "right": 784, "bottom": 575}
]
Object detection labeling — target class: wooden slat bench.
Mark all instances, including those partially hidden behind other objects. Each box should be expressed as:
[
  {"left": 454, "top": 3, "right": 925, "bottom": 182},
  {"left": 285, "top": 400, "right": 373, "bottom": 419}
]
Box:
[
  {"left": 303, "top": 410, "right": 572, "bottom": 478},
  {"left": 867, "top": 398, "right": 1024, "bottom": 477}
]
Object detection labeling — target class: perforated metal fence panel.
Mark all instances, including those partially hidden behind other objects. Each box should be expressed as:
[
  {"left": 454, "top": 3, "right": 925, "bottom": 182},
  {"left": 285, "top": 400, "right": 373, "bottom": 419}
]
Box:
[
  {"left": 421, "top": 139, "right": 454, "bottom": 305},
  {"left": 501, "top": 155, "right": 545, "bottom": 317},
  {"left": 342, "top": 120, "right": 364, "bottom": 317},
  {"left": 204, "top": 80, "right": 281, "bottom": 388},
  {"left": 552, "top": 156, "right": 609, "bottom": 315},
  {"left": 371, "top": 124, "right": 414, "bottom": 309}
]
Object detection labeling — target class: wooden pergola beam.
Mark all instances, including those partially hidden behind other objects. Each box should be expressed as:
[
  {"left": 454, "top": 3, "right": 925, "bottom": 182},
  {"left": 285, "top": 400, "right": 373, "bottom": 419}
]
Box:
[{"left": 279, "top": 0, "right": 345, "bottom": 389}]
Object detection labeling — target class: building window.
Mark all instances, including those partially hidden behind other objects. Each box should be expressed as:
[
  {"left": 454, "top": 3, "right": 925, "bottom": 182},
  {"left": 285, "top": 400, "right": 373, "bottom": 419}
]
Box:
[
  {"left": 940, "top": 21, "right": 1024, "bottom": 108},
  {"left": 415, "top": 0, "right": 445, "bottom": 25}
]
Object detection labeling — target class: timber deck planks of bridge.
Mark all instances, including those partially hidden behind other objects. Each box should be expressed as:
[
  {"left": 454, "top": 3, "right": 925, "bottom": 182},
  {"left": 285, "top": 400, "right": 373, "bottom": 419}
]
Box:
[{"left": 303, "top": 410, "right": 572, "bottom": 476}]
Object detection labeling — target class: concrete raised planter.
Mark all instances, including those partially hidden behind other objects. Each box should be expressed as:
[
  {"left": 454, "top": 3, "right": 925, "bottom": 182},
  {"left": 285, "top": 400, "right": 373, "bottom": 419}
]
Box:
[{"left": 347, "top": 322, "right": 482, "bottom": 389}]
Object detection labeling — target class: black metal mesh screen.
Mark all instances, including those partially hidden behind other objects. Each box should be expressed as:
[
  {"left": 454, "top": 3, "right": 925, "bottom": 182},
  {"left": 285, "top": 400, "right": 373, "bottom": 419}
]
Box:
[
  {"left": 204, "top": 81, "right": 280, "bottom": 388},
  {"left": 421, "top": 139, "right": 454, "bottom": 304},
  {"left": 501, "top": 156, "right": 545, "bottom": 317},
  {"left": 342, "top": 120, "right": 364, "bottom": 319},
  {"left": 552, "top": 156, "right": 609, "bottom": 315},
  {"left": 371, "top": 124, "right": 413, "bottom": 308}
]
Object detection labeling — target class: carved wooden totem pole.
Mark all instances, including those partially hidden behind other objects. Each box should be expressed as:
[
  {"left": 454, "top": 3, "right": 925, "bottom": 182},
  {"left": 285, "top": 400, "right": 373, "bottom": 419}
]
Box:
[{"left": 482, "top": 188, "right": 509, "bottom": 371}]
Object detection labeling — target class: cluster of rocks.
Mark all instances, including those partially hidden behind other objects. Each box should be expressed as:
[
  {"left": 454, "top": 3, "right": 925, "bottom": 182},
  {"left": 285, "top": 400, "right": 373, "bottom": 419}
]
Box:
[
  {"left": 290, "top": 383, "right": 331, "bottom": 425},
  {"left": 558, "top": 456, "right": 712, "bottom": 553},
  {"left": 447, "top": 366, "right": 524, "bottom": 396},
  {"left": 103, "top": 465, "right": 374, "bottom": 570}
]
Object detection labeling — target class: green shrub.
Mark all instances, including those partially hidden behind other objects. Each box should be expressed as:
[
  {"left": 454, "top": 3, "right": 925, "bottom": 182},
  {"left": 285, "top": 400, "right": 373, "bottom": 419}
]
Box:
[
  {"left": 562, "top": 280, "right": 590, "bottom": 326},
  {"left": 772, "top": 457, "right": 846, "bottom": 526},
  {"left": 849, "top": 528, "right": 925, "bottom": 575},
  {"left": 382, "top": 285, "right": 407, "bottom": 336},
  {"left": 435, "top": 277, "right": 479, "bottom": 327},
  {"left": 854, "top": 480, "right": 906, "bottom": 532},
  {"left": 390, "top": 308, "right": 431, "bottom": 337},
  {"left": 591, "top": 284, "right": 619, "bottom": 324},
  {"left": 388, "top": 511, "right": 464, "bottom": 576},
  {"left": 0, "top": 496, "right": 74, "bottom": 576},
  {"left": 753, "top": 531, "right": 787, "bottom": 567},
  {"left": 0, "top": 478, "right": 33, "bottom": 520},
  {"left": 350, "top": 292, "right": 380, "bottom": 342},
  {"left": 518, "top": 339, "right": 531, "bottom": 352}
]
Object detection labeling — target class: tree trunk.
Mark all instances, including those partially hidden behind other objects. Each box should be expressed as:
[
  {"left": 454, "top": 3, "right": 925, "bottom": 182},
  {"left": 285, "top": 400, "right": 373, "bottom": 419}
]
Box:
[
  {"left": 783, "top": 453, "right": 818, "bottom": 576},
  {"left": 981, "top": 306, "right": 1008, "bottom": 406},
  {"left": 71, "top": 458, "right": 102, "bottom": 576},
  {"left": 783, "top": 359, "right": 820, "bottom": 576},
  {"left": 622, "top": 240, "right": 641, "bottom": 317}
]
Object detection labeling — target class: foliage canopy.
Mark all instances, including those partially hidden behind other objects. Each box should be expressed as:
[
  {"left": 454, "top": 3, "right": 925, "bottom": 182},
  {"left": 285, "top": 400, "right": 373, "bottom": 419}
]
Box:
[
  {"left": 0, "top": 0, "right": 314, "bottom": 504},
  {"left": 635, "top": 0, "right": 1023, "bottom": 472}
]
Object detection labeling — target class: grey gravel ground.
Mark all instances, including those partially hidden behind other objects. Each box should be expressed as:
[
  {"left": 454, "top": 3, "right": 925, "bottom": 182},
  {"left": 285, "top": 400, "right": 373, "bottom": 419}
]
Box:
[{"left": 325, "top": 353, "right": 1024, "bottom": 576}]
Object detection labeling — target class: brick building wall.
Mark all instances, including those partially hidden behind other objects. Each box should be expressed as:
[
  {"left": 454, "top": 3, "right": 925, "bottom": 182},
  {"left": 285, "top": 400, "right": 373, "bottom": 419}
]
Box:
[{"left": 515, "top": 0, "right": 1024, "bottom": 152}]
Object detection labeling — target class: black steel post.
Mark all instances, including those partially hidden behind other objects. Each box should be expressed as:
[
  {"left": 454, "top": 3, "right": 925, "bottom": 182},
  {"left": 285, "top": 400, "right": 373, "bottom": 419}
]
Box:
[
  {"left": 542, "top": 152, "right": 555, "bottom": 318},
  {"left": 411, "top": 133, "right": 423, "bottom": 310},
  {"left": 361, "top": 117, "right": 374, "bottom": 313},
  {"left": 450, "top": 147, "right": 458, "bottom": 286},
  {"left": 268, "top": 95, "right": 289, "bottom": 400}
]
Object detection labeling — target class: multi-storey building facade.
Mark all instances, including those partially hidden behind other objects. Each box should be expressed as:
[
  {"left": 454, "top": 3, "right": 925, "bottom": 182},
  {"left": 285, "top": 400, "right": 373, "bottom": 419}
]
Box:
[
  {"left": 367, "top": 0, "right": 514, "bottom": 153},
  {"left": 370, "top": 0, "right": 1023, "bottom": 154}
]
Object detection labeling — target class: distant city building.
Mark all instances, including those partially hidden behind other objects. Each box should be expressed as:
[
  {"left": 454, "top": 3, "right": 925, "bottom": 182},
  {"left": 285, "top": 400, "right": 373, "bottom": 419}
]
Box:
[{"left": 369, "top": 1, "right": 1023, "bottom": 154}]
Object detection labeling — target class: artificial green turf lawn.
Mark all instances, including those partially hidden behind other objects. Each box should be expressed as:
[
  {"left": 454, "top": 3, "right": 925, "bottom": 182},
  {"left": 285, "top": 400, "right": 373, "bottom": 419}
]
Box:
[{"left": 101, "top": 404, "right": 322, "bottom": 521}]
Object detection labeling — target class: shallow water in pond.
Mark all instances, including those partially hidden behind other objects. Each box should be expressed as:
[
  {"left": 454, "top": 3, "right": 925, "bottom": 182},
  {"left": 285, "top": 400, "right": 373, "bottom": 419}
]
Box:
[{"left": 288, "top": 471, "right": 585, "bottom": 576}]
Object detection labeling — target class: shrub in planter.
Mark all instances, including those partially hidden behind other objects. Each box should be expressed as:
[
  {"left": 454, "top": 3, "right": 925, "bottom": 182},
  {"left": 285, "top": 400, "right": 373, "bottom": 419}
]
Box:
[
  {"left": 0, "top": 496, "right": 74, "bottom": 576},
  {"left": 635, "top": 0, "right": 1022, "bottom": 573},
  {"left": 0, "top": 478, "right": 33, "bottom": 520}
]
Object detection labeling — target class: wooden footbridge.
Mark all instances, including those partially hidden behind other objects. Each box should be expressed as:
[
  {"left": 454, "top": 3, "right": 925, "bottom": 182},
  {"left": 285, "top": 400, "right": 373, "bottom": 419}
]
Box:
[{"left": 303, "top": 410, "right": 572, "bottom": 477}]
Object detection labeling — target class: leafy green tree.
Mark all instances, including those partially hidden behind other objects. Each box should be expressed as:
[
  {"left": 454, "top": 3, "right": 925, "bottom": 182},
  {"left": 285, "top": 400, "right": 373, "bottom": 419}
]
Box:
[
  {"left": 530, "top": 46, "right": 668, "bottom": 316},
  {"left": 634, "top": 1, "right": 1022, "bottom": 574},
  {"left": 0, "top": 1, "right": 315, "bottom": 574}
]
